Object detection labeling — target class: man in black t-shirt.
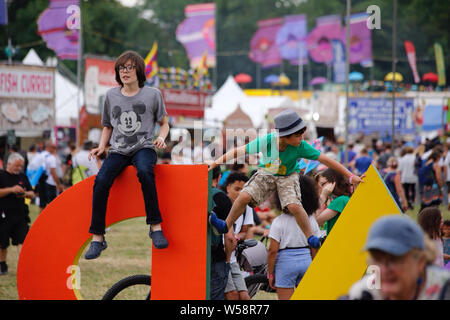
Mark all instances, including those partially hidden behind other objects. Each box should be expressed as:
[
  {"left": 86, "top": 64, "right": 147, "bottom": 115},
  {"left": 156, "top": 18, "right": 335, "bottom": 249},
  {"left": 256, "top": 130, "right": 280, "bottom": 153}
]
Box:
[
  {"left": 0, "top": 153, "right": 34, "bottom": 275},
  {"left": 210, "top": 166, "right": 232, "bottom": 300}
]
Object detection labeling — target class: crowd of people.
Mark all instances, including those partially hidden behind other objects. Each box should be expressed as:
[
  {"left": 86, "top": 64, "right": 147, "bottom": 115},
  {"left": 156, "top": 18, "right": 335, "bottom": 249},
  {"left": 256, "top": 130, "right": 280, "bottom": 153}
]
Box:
[
  {"left": 0, "top": 48, "right": 448, "bottom": 300},
  {"left": 0, "top": 138, "right": 104, "bottom": 275}
]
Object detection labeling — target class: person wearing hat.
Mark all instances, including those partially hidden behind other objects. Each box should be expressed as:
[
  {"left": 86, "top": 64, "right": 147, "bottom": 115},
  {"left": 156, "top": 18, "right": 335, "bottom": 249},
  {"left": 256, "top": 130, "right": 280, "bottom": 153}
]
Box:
[
  {"left": 345, "top": 215, "right": 450, "bottom": 300},
  {"left": 208, "top": 109, "right": 364, "bottom": 250}
]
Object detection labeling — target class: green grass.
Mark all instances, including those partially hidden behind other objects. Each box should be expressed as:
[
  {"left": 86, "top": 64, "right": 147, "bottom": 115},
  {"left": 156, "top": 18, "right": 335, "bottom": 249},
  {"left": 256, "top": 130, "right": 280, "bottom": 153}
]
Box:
[{"left": 1, "top": 203, "right": 449, "bottom": 300}]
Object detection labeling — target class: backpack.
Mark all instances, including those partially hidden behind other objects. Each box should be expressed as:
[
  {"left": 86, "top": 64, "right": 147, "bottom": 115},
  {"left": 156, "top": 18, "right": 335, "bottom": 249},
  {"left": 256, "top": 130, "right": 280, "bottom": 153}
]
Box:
[
  {"left": 418, "top": 162, "right": 435, "bottom": 187},
  {"left": 61, "top": 164, "right": 88, "bottom": 187},
  {"left": 72, "top": 165, "right": 88, "bottom": 185}
]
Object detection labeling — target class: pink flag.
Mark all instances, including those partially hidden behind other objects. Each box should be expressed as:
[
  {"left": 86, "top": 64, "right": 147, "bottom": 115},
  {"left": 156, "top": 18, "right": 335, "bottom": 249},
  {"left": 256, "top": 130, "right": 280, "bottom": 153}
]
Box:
[
  {"left": 249, "top": 18, "right": 283, "bottom": 68},
  {"left": 404, "top": 40, "right": 420, "bottom": 83}
]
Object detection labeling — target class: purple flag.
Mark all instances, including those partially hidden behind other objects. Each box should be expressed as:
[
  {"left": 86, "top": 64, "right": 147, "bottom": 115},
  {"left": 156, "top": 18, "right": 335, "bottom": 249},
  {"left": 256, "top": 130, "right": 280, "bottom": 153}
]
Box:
[
  {"left": 176, "top": 2, "right": 216, "bottom": 69},
  {"left": 0, "top": 0, "right": 7, "bottom": 25},
  {"left": 341, "top": 13, "right": 372, "bottom": 65},
  {"left": 37, "top": 0, "right": 79, "bottom": 60},
  {"left": 249, "top": 17, "right": 283, "bottom": 68},
  {"left": 275, "top": 14, "right": 308, "bottom": 65},
  {"left": 306, "top": 15, "right": 342, "bottom": 63}
]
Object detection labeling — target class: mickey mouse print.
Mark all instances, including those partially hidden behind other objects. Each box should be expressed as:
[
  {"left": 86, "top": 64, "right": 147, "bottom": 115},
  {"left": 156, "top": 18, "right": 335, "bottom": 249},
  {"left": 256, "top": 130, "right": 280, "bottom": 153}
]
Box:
[{"left": 102, "top": 86, "right": 167, "bottom": 155}]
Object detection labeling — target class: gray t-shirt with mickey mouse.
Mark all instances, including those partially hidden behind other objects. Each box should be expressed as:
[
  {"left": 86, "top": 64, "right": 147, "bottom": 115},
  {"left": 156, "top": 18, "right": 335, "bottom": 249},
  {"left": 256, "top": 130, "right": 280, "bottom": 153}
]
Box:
[{"left": 102, "top": 86, "right": 167, "bottom": 156}]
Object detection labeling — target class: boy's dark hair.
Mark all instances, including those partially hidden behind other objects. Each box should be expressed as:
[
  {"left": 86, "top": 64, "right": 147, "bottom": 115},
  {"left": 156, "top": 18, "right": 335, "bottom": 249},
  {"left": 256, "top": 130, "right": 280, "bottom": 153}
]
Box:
[
  {"left": 299, "top": 175, "right": 320, "bottom": 216},
  {"left": 222, "top": 172, "right": 249, "bottom": 192},
  {"left": 418, "top": 207, "right": 442, "bottom": 240},
  {"left": 444, "top": 220, "right": 450, "bottom": 227},
  {"left": 316, "top": 168, "right": 351, "bottom": 197},
  {"left": 285, "top": 126, "right": 306, "bottom": 138},
  {"left": 115, "top": 50, "right": 146, "bottom": 88},
  {"left": 212, "top": 166, "right": 222, "bottom": 181}
]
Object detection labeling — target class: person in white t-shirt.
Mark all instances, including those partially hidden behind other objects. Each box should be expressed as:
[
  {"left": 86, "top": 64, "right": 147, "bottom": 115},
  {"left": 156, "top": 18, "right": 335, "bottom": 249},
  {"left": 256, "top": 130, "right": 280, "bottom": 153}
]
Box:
[
  {"left": 267, "top": 174, "right": 322, "bottom": 300},
  {"left": 72, "top": 140, "right": 100, "bottom": 178},
  {"left": 222, "top": 172, "right": 254, "bottom": 301},
  {"left": 398, "top": 146, "right": 418, "bottom": 210},
  {"left": 43, "top": 141, "right": 63, "bottom": 206}
]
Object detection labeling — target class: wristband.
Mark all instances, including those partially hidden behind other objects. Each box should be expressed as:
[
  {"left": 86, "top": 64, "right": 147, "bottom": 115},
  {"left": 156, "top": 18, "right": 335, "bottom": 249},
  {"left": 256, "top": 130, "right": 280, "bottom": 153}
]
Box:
[
  {"left": 156, "top": 136, "right": 165, "bottom": 142},
  {"left": 267, "top": 273, "right": 274, "bottom": 280},
  {"left": 349, "top": 174, "right": 354, "bottom": 184}
]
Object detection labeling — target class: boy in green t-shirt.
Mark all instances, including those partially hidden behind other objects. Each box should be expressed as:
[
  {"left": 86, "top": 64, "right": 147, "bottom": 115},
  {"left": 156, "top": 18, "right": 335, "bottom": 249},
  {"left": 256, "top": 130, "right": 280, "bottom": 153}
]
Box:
[{"left": 208, "top": 109, "right": 363, "bottom": 249}]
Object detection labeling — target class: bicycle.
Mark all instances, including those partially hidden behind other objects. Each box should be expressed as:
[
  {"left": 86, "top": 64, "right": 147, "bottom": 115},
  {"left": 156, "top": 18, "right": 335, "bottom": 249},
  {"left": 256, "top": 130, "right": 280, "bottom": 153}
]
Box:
[{"left": 102, "top": 238, "right": 272, "bottom": 300}]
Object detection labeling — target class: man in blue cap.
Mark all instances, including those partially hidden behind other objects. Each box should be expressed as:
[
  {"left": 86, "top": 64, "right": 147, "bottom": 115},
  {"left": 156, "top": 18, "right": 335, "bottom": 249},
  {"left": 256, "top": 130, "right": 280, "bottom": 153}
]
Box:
[
  {"left": 346, "top": 215, "right": 450, "bottom": 300},
  {"left": 208, "top": 109, "right": 364, "bottom": 250}
]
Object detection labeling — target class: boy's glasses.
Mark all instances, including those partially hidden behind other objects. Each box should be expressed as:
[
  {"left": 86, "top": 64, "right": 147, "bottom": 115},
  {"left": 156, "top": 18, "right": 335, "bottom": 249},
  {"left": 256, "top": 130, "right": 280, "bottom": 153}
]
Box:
[{"left": 118, "top": 65, "right": 136, "bottom": 73}]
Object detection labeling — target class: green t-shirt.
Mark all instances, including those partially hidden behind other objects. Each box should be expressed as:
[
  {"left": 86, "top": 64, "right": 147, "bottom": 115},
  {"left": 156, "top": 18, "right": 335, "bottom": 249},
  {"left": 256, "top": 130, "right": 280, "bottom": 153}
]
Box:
[
  {"left": 246, "top": 133, "right": 321, "bottom": 176},
  {"left": 325, "top": 195, "right": 350, "bottom": 235}
]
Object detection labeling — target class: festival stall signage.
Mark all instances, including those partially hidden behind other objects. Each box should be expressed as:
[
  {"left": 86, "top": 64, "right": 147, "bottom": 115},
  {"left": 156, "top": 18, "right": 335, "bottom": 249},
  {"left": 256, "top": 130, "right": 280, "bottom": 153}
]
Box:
[
  {"left": 348, "top": 98, "right": 415, "bottom": 135},
  {"left": 0, "top": 64, "right": 56, "bottom": 131},
  {"left": 161, "top": 88, "right": 210, "bottom": 118},
  {"left": 84, "top": 56, "right": 118, "bottom": 114}
]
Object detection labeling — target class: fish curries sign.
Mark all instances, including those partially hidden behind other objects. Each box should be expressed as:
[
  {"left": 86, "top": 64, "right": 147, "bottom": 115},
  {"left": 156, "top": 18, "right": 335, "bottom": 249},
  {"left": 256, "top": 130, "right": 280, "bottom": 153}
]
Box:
[{"left": 0, "top": 64, "right": 56, "bottom": 131}]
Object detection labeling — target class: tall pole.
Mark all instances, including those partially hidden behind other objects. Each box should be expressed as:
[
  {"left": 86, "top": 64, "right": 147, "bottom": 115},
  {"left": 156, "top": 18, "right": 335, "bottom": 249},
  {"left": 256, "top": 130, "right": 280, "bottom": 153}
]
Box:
[
  {"left": 76, "top": 3, "right": 83, "bottom": 147},
  {"left": 391, "top": 0, "right": 397, "bottom": 150},
  {"left": 344, "top": 0, "right": 351, "bottom": 167},
  {"left": 298, "top": 42, "right": 304, "bottom": 108}
]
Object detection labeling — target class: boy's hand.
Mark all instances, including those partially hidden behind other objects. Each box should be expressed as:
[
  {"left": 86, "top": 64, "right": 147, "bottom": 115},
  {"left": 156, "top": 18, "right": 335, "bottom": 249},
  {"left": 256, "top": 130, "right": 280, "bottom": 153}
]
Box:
[
  {"left": 351, "top": 174, "right": 365, "bottom": 188},
  {"left": 89, "top": 146, "right": 105, "bottom": 161},
  {"left": 154, "top": 136, "right": 167, "bottom": 149}
]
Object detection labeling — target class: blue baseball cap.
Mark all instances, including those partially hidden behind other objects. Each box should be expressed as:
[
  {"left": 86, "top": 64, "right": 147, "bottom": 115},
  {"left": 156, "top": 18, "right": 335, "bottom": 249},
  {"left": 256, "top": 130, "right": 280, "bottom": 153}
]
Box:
[{"left": 363, "top": 215, "right": 425, "bottom": 256}]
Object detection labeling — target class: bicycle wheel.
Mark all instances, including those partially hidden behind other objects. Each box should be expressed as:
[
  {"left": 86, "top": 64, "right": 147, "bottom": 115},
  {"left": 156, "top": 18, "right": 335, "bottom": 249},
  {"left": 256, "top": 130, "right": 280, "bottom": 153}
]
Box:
[
  {"left": 244, "top": 274, "right": 269, "bottom": 299},
  {"left": 102, "top": 274, "right": 151, "bottom": 300}
]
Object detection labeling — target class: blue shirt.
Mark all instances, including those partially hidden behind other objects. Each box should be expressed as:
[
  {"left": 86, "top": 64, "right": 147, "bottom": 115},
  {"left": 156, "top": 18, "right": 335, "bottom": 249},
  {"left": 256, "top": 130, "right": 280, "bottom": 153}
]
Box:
[{"left": 355, "top": 156, "right": 372, "bottom": 175}]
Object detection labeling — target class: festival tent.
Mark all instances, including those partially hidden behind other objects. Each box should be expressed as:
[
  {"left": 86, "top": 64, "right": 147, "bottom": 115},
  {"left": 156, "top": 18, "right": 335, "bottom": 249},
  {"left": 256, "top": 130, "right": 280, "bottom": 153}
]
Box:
[
  {"left": 204, "top": 75, "right": 296, "bottom": 129},
  {"left": 22, "top": 49, "right": 82, "bottom": 127}
]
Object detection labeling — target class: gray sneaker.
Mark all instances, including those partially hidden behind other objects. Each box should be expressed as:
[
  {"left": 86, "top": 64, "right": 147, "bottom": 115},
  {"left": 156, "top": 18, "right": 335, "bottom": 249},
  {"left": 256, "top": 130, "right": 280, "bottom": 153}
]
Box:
[{"left": 85, "top": 240, "right": 108, "bottom": 260}]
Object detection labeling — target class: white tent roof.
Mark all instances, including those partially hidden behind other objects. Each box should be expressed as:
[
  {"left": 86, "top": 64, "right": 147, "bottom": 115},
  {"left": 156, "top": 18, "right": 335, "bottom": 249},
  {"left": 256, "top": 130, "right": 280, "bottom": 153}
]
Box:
[
  {"left": 205, "top": 75, "right": 295, "bottom": 128},
  {"left": 22, "top": 49, "right": 82, "bottom": 126}
]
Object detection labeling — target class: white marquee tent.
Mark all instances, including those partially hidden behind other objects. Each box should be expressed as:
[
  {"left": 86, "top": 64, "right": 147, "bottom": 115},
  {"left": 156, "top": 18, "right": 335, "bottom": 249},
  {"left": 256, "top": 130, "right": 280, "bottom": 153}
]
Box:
[{"left": 205, "top": 75, "right": 296, "bottom": 129}]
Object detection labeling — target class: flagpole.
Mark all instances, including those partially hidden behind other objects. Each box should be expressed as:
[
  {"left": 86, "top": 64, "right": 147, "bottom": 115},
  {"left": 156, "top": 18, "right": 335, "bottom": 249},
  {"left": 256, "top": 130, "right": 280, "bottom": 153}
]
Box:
[
  {"left": 298, "top": 42, "right": 304, "bottom": 109},
  {"left": 391, "top": 0, "right": 397, "bottom": 150},
  {"left": 76, "top": 2, "right": 83, "bottom": 147},
  {"left": 344, "top": 0, "right": 351, "bottom": 167}
]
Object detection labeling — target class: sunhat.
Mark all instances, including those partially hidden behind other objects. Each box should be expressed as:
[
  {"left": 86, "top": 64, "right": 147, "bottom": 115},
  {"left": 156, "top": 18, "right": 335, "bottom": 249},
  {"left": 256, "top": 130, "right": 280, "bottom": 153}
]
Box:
[
  {"left": 274, "top": 109, "right": 307, "bottom": 137},
  {"left": 363, "top": 215, "right": 425, "bottom": 256}
]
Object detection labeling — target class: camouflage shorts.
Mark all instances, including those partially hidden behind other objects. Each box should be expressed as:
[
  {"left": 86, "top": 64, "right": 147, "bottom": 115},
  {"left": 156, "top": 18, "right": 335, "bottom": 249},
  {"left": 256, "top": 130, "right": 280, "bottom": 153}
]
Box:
[{"left": 242, "top": 168, "right": 302, "bottom": 210}]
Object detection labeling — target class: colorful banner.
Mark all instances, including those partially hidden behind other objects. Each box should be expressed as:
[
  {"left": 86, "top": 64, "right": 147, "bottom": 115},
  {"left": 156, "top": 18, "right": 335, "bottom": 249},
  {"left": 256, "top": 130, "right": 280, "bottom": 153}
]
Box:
[
  {"left": 341, "top": 12, "right": 372, "bottom": 65},
  {"left": 275, "top": 14, "right": 308, "bottom": 65},
  {"left": 37, "top": 0, "right": 79, "bottom": 60},
  {"left": 434, "top": 43, "right": 446, "bottom": 86},
  {"left": 305, "top": 15, "right": 341, "bottom": 63},
  {"left": 249, "top": 17, "right": 283, "bottom": 68},
  {"left": 175, "top": 2, "right": 216, "bottom": 69},
  {"left": 404, "top": 40, "right": 420, "bottom": 83},
  {"left": 144, "top": 41, "right": 158, "bottom": 79},
  {"left": 332, "top": 40, "right": 346, "bottom": 83},
  {"left": 0, "top": 0, "right": 7, "bottom": 25}
]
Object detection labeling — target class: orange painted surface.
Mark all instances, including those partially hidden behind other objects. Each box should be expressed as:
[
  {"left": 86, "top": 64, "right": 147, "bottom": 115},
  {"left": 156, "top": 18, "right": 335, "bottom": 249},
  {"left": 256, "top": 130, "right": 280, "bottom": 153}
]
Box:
[{"left": 17, "top": 165, "right": 209, "bottom": 300}]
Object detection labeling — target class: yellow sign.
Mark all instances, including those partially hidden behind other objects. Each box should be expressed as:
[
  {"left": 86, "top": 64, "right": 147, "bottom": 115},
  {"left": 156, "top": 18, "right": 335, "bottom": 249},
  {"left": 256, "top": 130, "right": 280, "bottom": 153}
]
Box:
[{"left": 291, "top": 165, "right": 402, "bottom": 300}]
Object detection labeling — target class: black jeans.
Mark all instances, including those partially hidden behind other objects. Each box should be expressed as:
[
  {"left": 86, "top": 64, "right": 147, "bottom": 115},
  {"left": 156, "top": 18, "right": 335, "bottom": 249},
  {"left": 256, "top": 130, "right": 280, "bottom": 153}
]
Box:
[
  {"left": 89, "top": 148, "right": 162, "bottom": 235},
  {"left": 402, "top": 183, "right": 416, "bottom": 206}
]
